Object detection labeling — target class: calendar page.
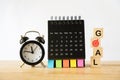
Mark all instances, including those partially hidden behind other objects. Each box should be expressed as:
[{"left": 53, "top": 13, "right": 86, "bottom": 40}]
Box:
[{"left": 48, "top": 16, "right": 85, "bottom": 68}]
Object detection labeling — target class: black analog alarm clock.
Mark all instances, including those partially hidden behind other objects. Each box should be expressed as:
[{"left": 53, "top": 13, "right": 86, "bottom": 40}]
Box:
[{"left": 20, "top": 31, "right": 45, "bottom": 66}]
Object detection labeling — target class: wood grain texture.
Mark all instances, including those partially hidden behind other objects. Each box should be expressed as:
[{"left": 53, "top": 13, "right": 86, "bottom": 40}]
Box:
[{"left": 0, "top": 61, "right": 120, "bottom": 80}]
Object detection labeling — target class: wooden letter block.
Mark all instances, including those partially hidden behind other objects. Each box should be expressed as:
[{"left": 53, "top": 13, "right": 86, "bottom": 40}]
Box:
[
  {"left": 91, "top": 37, "right": 100, "bottom": 48},
  {"left": 91, "top": 56, "right": 101, "bottom": 67},
  {"left": 93, "top": 47, "right": 103, "bottom": 57},
  {"left": 93, "top": 28, "right": 103, "bottom": 38}
]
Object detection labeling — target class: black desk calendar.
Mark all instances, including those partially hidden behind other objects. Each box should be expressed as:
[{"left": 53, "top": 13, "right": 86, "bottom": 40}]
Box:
[{"left": 48, "top": 16, "right": 85, "bottom": 68}]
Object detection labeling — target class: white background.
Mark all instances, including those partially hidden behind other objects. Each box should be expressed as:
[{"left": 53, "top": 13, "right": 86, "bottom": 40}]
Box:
[{"left": 0, "top": 0, "right": 120, "bottom": 61}]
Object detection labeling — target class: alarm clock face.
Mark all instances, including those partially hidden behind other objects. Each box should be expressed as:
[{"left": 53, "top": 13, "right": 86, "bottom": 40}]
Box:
[{"left": 20, "top": 40, "right": 45, "bottom": 65}]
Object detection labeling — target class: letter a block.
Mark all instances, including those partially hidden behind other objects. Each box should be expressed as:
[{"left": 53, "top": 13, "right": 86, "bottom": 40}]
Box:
[
  {"left": 91, "top": 56, "right": 101, "bottom": 67},
  {"left": 93, "top": 28, "right": 103, "bottom": 38},
  {"left": 93, "top": 47, "right": 103, "bottom": 57}
]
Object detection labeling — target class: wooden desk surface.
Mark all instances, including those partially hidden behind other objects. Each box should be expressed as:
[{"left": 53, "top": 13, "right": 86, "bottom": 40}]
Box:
[{"left": 0, "top": 61, "right": 120, "bottom": 80}]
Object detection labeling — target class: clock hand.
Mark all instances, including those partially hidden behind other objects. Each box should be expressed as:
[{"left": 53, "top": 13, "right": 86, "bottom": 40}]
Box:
[
  {"left": 31, "top": 46, "right": 34, "bottom": 54},
  {"left": 33, "top": 46, "right": 38, "bottom": 52},
  {"left": 24, "top": 51, "right": 32, "bottom": 53}
]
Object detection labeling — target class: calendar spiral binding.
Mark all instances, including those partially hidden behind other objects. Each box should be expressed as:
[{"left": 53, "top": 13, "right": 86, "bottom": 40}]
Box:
[
  {"left": 50, "top": 16, "right": 81, "bottom": 20},
  {"left": 50, "top": 16, "right": 82, "bottom": 24}
]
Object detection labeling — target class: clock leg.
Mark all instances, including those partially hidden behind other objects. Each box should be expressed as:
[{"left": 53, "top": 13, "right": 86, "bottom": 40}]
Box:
[
  {"left": 41, "top": 62, "right": 46, "bottom": 68},
  {"left": 20, "top": 63, "right": 25, "bottom": 68}
]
